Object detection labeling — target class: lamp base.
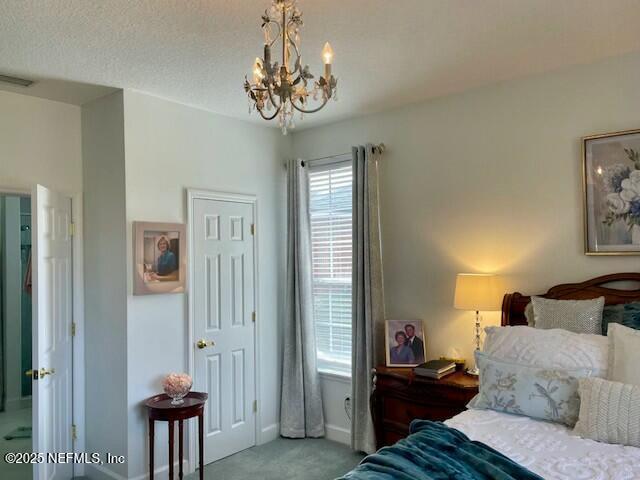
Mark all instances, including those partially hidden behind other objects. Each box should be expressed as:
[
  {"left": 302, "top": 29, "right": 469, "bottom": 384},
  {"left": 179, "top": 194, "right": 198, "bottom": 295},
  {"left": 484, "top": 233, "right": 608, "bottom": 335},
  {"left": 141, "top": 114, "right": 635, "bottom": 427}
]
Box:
[{"left": 466, "top": 366, "right": 480, "bottom": 377}]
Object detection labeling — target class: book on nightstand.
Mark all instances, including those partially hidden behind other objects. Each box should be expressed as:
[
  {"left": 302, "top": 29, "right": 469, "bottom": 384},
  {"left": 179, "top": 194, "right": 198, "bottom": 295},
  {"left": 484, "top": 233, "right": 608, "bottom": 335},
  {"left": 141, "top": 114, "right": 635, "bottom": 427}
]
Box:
[{"left": 413, "top": 359, "right": 456, "bottom": 379}]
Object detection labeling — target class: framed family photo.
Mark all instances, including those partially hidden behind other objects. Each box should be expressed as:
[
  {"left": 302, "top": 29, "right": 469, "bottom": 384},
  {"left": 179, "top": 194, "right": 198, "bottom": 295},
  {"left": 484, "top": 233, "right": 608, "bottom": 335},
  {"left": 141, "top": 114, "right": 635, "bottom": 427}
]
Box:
[
  {"left": 584, "top": 129, "right": 640, "bottom": 255},
  {"left": 384, "top": 320, "right": 426, "bottom": 367},
  {"left": 133, "top": 221, "right": 187, "bottom": 295}
]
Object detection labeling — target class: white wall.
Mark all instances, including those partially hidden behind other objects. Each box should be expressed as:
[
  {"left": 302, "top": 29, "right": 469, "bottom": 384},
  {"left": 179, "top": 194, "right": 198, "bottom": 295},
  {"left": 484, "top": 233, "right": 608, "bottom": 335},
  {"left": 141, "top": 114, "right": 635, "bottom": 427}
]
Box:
[
  {"left": 0, "top": 90, "right": 82, "bottom": 193},
  {"left": 320, "top": 375, "right": 351, "bottom": 444},
  {"left": 122, "top": 90, "right": 287, "bottom": 479},
  {"left": 82, "top": 91, "right": 129, "bottom": 479},
  {"left": 292, "top": 51, "right": 640, "bottom": 437}
]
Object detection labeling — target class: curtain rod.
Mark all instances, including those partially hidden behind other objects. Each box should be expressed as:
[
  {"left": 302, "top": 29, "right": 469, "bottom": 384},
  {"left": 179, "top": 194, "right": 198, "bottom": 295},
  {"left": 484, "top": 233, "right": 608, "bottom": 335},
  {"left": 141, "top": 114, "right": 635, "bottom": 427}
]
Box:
[{"left": 283, "top": 143, "right": 386, "bottom": 168}]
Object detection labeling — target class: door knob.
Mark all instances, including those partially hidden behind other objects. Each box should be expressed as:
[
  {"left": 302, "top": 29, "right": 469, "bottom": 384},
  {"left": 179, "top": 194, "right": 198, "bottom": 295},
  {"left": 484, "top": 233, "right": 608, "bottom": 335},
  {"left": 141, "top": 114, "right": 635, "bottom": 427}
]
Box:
[
  {"left": 25, "top": 369, "right": 37, "bottom": 379},
  {"left": 196, "top": 339, "right": 215, "bottom": 349},
  {"left": 39, "top": 368, "right": 55, "bottom": 378}
]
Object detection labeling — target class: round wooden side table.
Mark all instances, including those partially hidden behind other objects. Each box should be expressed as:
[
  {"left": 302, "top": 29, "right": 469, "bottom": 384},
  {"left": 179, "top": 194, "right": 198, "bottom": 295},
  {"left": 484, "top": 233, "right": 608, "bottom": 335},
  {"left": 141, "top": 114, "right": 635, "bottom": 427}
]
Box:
[{"left": 145, "top": 392, "right": 208, "bottom": 480}]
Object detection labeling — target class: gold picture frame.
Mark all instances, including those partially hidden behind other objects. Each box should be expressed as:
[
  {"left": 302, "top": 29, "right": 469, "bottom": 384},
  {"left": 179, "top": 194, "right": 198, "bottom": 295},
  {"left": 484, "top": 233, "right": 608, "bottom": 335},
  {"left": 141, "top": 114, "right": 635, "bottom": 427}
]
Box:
[{"left": 583, "top": 128, "right": 640, "bottom": 255}]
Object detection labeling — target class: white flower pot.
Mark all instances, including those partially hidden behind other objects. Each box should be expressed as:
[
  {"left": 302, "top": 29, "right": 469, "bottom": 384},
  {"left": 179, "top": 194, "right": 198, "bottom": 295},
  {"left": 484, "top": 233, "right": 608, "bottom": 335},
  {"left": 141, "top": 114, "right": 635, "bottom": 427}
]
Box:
[{"left": 633, "top": 225, "right": 640, "bottom": 245}]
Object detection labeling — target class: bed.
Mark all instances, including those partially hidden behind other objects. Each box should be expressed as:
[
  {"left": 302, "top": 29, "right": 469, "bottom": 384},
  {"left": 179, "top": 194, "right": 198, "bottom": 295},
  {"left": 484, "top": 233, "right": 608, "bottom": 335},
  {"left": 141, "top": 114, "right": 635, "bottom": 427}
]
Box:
[
  {"left": 341, "top": 273, "right": 640, "bottom": 480},
  {"left": 446, "top": 408, "right": 640, "bottom": 479}
]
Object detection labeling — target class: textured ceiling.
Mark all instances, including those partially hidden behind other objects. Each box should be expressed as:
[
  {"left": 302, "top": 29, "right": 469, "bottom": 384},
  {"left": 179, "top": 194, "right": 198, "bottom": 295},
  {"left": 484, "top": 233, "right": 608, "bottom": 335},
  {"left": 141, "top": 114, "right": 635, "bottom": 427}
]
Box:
[{"left": 2, "top": 0, "right": 640, "bottom": 129}]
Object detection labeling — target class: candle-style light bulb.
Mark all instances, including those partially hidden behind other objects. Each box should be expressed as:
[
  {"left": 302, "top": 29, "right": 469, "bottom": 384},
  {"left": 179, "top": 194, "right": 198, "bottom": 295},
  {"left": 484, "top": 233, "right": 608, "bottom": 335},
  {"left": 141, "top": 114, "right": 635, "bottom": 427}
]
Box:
[
  {"left": 322, "top": 42, "right": 334, "bottom": 65},
  {"left": 253, "top": 57, "right": 264, "bottom": 84},
  {"left": 322, "top": 42, "right": 334, "bottom": 79}
]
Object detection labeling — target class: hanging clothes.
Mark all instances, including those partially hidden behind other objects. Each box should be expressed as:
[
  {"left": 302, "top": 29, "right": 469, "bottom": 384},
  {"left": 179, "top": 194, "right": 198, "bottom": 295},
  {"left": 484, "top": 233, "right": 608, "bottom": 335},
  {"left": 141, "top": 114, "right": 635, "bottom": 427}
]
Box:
[{"left": 23, "top": 249, "right": 32, "bottom": 295}]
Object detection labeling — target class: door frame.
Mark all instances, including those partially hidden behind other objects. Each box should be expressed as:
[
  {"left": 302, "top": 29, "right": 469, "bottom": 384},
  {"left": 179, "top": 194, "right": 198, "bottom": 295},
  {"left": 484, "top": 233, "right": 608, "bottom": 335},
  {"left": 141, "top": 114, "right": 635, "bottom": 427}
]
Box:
[
  {"left": 186, "top": 188, "right": 261, "bottom": 474},
  {"left": 0, "top": 186, "right": 85, "bottom": 478}
]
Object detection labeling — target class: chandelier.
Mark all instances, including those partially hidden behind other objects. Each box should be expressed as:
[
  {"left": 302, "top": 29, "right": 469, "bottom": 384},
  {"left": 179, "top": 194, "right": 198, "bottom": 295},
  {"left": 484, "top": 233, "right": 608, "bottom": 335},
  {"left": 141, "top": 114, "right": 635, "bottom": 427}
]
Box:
[{"left": 244, "top": 0, "right": 338, "bottom": 134}]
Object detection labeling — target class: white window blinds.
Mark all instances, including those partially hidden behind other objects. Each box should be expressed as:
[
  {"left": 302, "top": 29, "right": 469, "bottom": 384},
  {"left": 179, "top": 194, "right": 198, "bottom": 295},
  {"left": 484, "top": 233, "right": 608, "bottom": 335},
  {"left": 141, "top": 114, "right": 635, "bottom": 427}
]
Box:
[{"left": 308, "top": 160, "right": 353, "bottom": 376}]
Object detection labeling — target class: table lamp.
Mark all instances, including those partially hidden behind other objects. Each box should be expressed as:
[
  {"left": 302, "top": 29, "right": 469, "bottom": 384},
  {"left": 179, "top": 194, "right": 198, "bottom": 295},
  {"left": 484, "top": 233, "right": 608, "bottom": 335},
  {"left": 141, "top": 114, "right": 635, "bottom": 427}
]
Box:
[{"left": 453, "top": 273, "right": 502, "bottom": 376}]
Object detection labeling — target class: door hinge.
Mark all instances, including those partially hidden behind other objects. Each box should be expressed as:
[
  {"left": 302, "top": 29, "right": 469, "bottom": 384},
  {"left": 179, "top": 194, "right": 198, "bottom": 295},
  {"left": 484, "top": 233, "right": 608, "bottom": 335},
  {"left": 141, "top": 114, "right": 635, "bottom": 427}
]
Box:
[
  {"left": 253, "top": 400, "right": 257, "bottom": 413},
  {"left": 71, "top": 424, "right": 77, "bottom": 441},
  {"left": 68, "top": 223, "right": 76, "bottom": 237},
  {"left": 71, "top": 322, "right": 76, "bottom": 337},
  {"left": 250, "top": 224, "right": 255, "bottom": 236},
  {"left": 252, "top": 311, "right": 256, "bottom": 323}
]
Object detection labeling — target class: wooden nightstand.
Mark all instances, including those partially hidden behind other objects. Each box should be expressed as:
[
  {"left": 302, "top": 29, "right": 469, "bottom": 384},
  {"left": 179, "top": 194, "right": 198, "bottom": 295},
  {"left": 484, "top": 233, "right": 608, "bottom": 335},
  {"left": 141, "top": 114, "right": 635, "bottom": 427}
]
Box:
[{"left": 371, "top": 365, "right": 479, "bottom": 449}]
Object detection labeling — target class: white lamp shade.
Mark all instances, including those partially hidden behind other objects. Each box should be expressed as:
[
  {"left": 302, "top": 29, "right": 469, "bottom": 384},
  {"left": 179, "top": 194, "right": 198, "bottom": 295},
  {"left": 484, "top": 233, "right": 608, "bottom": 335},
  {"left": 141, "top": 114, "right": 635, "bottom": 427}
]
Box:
[{"left": 453, "top": 273, "right": 502, "bottom": 311}]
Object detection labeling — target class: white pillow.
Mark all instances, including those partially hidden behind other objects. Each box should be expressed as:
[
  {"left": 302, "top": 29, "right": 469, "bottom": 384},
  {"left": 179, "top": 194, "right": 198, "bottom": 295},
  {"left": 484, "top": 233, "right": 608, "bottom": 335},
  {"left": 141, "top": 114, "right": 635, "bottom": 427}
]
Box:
[
  {"left": 608, "top": 323, "right": 640, "bottom": 385},
  {"left": 483, "top": 325, "right": 608, "bottom": 377},
  {"left": 574, "top": 377, "right": 640, "bottom": 447},
  {"left": 531, "top": 296, "right": 604, "bottom": 334}
]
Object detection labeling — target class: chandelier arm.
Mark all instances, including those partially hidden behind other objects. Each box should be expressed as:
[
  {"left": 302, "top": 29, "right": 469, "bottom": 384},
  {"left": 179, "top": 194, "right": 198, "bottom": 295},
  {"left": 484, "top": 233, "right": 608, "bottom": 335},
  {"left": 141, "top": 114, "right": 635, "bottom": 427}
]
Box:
[
  {"left": 264, "top": 80, "right": 283, "bottom": 110},
  {"left": 264, "top": 19, "right": 281, "bottom": 49},
  {"left": 291, "top": 96, "right": 329, "bottom": 114},
  {"left": 256, "top": 104, "right": 282, "bottom": 121},
  {"left": 281, "top": 5, "right": 287, "bottom": 67},
  {"left": 286, "top": 21, "right": 302, "bottom": 74}
]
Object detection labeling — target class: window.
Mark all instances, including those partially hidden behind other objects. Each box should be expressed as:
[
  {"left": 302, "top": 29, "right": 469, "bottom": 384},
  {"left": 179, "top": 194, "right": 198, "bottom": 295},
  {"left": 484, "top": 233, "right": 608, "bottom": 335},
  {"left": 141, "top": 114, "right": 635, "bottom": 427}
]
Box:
[{"left": 308, "top": 159, "right": 353, "bottom": 376}]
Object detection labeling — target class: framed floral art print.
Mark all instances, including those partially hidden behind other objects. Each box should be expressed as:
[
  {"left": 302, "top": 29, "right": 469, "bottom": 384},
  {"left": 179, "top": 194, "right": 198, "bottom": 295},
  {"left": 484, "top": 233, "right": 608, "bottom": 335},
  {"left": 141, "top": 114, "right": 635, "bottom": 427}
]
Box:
[{"left": 583, "top": 129, "right": 640, "bottom": 255}]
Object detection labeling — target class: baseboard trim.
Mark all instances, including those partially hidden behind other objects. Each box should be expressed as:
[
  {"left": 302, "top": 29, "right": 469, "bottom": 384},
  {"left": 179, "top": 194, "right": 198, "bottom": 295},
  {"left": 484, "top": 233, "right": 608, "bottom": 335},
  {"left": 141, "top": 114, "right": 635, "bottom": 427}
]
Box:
[
  {"left": 87, "top": 460, "right": 189, "bottom": 480},
  {"left": 325, "top": 423, "right": 350, "bottom": 445},
  {"left": 129, "top": 460, "right": 189, "bottom": 480},
  {"left": 85, "top": 464, "right": 126, "bottom": 480},
  {"left": 260, "top": 423, "right": 280, "bottom": 444}
]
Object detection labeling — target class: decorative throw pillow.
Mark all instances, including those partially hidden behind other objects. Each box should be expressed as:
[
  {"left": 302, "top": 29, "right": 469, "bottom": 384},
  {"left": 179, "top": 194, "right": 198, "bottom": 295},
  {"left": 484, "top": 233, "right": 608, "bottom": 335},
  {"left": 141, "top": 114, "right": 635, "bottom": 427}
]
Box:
[
  {"left": 483, "top": 325, "right": 608, "bottom": 377},
  {"left": 531, "top": 296, "right": 604, "bottom": 334},
  {"left": 574, "top": 377, "right": 640, "bottom": 447},
  {"left": 607, "top": 323, "right": 640, "bottom": 386},
  {"left": 602, "top": 302, "right": 640, "bottom": 335},
  {"left": 468, "top": 351, "right": 592, "bottom": 426}
]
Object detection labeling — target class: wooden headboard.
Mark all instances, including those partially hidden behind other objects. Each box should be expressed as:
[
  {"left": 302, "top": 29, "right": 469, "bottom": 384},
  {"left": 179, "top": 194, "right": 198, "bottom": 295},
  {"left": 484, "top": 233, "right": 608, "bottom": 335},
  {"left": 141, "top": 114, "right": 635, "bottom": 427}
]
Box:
[{"left": 502, "top": 273, "right": 640, "bottom": 326}]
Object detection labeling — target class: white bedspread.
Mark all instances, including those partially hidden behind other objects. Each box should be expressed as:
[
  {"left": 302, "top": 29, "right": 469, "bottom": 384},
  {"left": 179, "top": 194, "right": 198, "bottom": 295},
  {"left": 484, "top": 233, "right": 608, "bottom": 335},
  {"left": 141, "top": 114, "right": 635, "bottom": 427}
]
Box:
[{"left": 445, "top": 408, "right": 640, "bottom": 480}]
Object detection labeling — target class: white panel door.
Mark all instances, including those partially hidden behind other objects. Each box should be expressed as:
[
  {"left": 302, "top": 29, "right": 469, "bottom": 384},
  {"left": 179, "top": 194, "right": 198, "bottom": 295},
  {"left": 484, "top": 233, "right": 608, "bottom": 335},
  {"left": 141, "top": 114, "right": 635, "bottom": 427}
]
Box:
[
  {"left": 192, "top": 197, "right": 256, "bottom": 465},
  {"left": 32, "top": 184, "right": 73, "bottom": 480}
]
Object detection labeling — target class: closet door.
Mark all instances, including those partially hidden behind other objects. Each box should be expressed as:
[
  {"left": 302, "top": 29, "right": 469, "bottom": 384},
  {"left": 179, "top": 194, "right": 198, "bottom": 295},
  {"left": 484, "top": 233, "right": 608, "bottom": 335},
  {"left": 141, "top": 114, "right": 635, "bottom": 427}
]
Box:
[{"left": 191, "top": 194, "right": 256, "bottom": 466}]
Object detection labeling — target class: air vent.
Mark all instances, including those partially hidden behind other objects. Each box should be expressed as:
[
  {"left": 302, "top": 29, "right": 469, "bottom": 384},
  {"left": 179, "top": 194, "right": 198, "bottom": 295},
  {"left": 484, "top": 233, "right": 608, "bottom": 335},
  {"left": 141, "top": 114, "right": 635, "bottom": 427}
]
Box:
[{"left": 0, "top": 74, "right": 34, "bottom": 87}]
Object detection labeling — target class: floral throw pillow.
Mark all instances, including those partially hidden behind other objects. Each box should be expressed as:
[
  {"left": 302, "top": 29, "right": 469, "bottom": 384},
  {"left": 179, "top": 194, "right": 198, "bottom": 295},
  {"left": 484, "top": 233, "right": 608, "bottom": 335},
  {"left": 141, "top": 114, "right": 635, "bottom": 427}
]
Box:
[{"left": 468, "top": 352, "right": 593, "bottom": 426}]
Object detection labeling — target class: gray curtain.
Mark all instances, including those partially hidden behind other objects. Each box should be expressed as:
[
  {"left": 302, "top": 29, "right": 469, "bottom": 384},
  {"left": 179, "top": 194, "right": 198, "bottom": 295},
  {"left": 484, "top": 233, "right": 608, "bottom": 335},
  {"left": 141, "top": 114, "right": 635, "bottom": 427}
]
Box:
[
  {"left": 280, "top": 159, "right": 325, "bottom": 438},
  {"left": 351, "top": 145, "right": 385, "bottom": 454}
]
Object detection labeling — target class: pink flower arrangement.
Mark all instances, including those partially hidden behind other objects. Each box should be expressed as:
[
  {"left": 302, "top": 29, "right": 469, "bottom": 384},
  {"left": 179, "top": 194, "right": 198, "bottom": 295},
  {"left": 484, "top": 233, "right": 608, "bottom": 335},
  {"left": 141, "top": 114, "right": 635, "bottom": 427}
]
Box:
[{"left": 162, "top": 373, "right": 192, "bottom": 405}]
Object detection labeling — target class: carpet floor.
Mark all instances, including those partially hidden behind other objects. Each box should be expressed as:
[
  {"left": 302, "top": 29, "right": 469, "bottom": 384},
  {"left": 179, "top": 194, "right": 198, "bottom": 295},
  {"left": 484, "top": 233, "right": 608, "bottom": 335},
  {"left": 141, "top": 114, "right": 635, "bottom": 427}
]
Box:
[
  {"left": 0, "top": 407, "right": 31, "bottom": 480},
  {"left": 189, "top": 437, "right": 364, "bottom": 480}
]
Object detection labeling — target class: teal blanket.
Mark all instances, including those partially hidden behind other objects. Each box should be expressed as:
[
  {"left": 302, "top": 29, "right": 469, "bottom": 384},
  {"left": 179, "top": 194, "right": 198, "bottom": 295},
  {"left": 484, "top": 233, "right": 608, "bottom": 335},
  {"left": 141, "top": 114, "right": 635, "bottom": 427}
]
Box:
[{"left": 339, "top": 420, "right": 543, "bottom": 480}]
